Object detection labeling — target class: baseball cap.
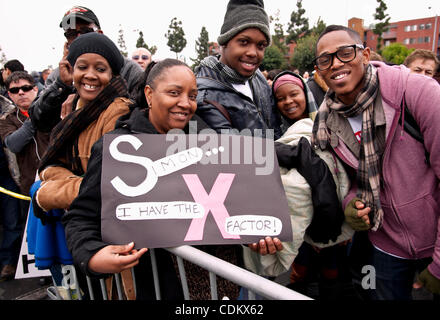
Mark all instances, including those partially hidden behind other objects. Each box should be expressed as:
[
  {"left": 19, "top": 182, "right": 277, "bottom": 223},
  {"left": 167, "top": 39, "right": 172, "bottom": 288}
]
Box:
[{"left": 59, "top": 6, "right": 101, "bottom": 30}]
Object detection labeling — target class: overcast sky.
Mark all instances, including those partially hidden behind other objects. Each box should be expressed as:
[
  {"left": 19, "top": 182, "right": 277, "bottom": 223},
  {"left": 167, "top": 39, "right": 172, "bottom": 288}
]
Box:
[{"left": 1, "top": 0, "right": 439, "bottom": 71}]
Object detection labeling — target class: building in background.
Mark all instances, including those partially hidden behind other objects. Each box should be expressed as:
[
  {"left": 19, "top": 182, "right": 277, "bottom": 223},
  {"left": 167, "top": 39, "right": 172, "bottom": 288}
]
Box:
[{"left": 349, "top": 16, "right": 440, "bottom": 54}]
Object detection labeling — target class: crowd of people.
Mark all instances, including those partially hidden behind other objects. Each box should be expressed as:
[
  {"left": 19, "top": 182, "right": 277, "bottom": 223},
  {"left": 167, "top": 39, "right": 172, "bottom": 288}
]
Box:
[{"left": 1, "top": 0, "right": 440, "bottom": 301}]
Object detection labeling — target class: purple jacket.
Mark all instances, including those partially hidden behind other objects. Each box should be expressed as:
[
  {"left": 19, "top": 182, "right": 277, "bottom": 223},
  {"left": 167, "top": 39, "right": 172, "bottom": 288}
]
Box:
[{"left": 331, "top": 61, "right": 440, "bottom": 279}]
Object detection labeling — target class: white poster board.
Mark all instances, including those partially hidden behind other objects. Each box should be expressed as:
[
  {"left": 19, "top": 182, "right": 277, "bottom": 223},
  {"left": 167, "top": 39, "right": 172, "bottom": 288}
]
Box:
[{"left": 15, "top": 211, "right": 51, "bottom": 279}]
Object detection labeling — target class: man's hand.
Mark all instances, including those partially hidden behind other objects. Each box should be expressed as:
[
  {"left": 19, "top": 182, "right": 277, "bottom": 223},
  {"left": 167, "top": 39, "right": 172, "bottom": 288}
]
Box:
[
  {"left": 248, "top": 237, "right": 283, "bottom": 256},
  {"left": 413, "top": 268, "right": 440, "bottom": 295},
  {"left": 88, "top": 242, "right": 148, "bottom": 274},
  {"left": 344, "top": 197, "right": 371, "bottom": 231}
]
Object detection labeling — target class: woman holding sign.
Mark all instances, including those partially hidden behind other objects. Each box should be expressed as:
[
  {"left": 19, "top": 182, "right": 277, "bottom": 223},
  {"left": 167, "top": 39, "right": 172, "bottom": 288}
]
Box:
[{"left": 62, "top": 59, "right": 220, "bottom": 300}]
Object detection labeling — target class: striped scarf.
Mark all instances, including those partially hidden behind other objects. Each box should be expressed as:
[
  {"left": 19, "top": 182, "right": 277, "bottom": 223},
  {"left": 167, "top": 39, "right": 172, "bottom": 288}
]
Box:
[
  {"left": 312, "top": 64, "right": 385, "bottom": 231},
  {"left": 39, "top": 75, "right": 128, "bottom": 175},
  {"left": 198, "top": 56, "right": 255, "bottom": 85}
]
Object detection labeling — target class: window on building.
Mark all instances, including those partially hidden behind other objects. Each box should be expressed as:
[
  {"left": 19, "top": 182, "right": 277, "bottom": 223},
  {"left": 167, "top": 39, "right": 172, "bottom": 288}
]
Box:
[
  {"left": 426, "top": 23, "right": 432, "bottom": 29},
  {"left": 420, "top": 24, "right": 425, "bottom": 30},
  {"left": 410, "top": 38, "right": 416, "bottom": 44},
  {"left": 404, "top": 25, "right": 411, "bottom": 32},
  {"left": 404, "top": 38, "right": 410, "bottom": 44},
  {"left": 425, "top": 36, "right": 431, "bottom": 43},
  {"left": 418, "top": 37, "right": 424, "bottom": 43},
  {"left": 411, "top": 25, "right": 418, "bottom": 31}
]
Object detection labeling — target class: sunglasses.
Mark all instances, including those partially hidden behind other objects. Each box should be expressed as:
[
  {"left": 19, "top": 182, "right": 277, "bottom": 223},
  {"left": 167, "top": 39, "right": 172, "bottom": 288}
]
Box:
[
  {"left": 132, "top": 55, "right": 150, "bottom": 61},
  {"left": 64, "top": 27, "right": 96, "bottom": 41},
  {"left": 8, "top": 84, "right": 35, "bottom": 94}
]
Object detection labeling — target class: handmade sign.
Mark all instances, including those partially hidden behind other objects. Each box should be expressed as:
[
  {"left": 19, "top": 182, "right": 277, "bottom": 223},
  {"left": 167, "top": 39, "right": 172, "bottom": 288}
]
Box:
[{"left": 101, "top": 133, "right": 292, "bottom": 248}]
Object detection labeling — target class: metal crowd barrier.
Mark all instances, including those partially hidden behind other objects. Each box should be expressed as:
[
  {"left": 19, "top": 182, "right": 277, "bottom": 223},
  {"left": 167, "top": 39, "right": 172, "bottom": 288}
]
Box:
[{"left": 47, "top": 246, "right": 312, "bottom": 301}]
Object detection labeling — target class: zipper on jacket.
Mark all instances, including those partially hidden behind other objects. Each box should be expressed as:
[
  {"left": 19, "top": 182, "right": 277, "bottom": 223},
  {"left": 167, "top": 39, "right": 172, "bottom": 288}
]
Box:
[{"left": 381, "top": 109, "right": 417, "bottom": 258}]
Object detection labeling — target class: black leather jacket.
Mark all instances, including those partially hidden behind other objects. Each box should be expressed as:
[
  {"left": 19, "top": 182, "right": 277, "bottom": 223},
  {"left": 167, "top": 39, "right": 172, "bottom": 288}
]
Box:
[{"left": 195, "top": 60, "right": 282, "bottom": 140}]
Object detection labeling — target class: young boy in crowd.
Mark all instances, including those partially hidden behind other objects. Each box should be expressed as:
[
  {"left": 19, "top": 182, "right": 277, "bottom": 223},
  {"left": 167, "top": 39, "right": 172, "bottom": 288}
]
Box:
[{"left": 195, "top": 0, "right": 282, "bottom": 140}]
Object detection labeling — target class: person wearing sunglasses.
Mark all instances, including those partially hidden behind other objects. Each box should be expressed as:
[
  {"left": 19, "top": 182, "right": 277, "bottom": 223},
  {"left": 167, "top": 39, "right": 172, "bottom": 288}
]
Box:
[
  {"left": 131, "top": 48, "right": 152, "bottom": 71},
  {"left": 0, "top": 71, "right": 49, "bottom": 197},
  {"left": 29, "top": 6, "right": 143, "bottom": 133},
  {"left": 0, "top": 71, "right": 51, "bottom": 281},
  {"left": 312, "top": 25, "right": 440, "bottom": 300}
]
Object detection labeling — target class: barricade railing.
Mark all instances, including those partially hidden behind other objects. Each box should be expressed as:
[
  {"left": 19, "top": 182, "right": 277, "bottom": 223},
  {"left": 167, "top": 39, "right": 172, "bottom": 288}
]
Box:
[{"left": 47, "top": 245, "right": 312, "bottom": 301}]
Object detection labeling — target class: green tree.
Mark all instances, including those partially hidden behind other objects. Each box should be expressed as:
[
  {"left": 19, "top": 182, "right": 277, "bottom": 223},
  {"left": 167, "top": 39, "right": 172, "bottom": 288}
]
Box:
[
  {"left": 261, "top": 45, "right": 287, "bottom": 71},
  {"left": 165, "top": 17, "right": 187, "bottom": 59},
  {"left": 136, "top": 31, "right": 157, "bottom": 55},
  {"left": 373, "top": 0, "right": 391, "bottom": 53},
  {"left": 291, "top": 33, "right": 318, "bottom": 74},
  {"left": 286, "top": 0, "right": 309, "bottom": 44},
  {"left": 311, "top": 17, "right": 326, "bottom": 36},
  {"left": 381, "top": 43, "right": 414, "bottom": 64},
  {"left": 270, "top": 10, "right": 288, "bottom": 55},
  {"left": 191, "top": 26, "right": 210, "bottom": 69},
  {"left": 117, "top": 24, "right": 128, "bottom": 57}
]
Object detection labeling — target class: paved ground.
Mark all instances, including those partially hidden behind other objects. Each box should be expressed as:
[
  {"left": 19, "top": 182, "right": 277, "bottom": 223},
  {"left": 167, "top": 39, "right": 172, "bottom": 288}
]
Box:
[{"left": 0, "top": 276, "right": 52, "bottom": 300}]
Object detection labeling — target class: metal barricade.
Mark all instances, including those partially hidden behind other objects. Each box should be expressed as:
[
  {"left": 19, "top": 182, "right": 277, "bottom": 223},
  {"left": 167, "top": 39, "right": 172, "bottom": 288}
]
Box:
[{"left": 48, "top": 246, "right": 311, "bottom": 300}]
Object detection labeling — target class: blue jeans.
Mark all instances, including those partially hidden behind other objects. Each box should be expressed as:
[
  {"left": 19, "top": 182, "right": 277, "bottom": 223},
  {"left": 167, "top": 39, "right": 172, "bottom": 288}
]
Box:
[
  {"left": 0, "top": 171, "right": 23, "bottom": 266},
  {"left": 370, "top": 247, "right": 432, "bottom": 300}
]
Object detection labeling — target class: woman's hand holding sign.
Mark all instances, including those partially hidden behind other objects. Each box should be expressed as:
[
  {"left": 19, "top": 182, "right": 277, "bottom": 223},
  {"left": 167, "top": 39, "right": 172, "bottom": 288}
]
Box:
[
  {"left": 248, "top": 237, "right": 283, "bottom": 256},
  {"left": 88, "top": 242, "right": 148, "bottom": 274}
]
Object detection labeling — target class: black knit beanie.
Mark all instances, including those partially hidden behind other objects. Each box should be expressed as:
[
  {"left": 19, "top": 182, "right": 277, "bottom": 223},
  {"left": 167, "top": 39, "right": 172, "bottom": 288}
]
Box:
[
  {"left": 217, "top": 0, "right": 271, "bottom": 46},
  {"left": 67, "top": 33, "right": 124, "bottom": 75}
]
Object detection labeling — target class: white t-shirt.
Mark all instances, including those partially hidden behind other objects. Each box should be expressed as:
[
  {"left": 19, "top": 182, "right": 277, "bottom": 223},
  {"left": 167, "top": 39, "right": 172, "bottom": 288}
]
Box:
[
  {"left": 347, "top": 114, "right": 363, "bottom": 143},
  {"left": 232, "top": 81, "right": 253, "bottom": 101}
]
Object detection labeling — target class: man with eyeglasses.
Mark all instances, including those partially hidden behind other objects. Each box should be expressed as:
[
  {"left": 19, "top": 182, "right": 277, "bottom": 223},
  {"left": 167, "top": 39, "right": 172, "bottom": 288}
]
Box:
[
  {"left": 131, "top": 48, "right": 152, "bottom": 71},
  {"left": 311, "top": 25, "right": 440, "bottom": 300},
  {"left": 29, "top": 6, "right": 143, "bottom": 133},
  {"left": 0, "top": 71, "right": 50, "bottom": 280}
]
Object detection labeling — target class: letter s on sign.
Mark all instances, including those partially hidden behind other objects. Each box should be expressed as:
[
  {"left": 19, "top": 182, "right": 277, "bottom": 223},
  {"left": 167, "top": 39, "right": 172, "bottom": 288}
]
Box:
[{"left": 109, "top": 135, "right": 158, "bottom": 197}]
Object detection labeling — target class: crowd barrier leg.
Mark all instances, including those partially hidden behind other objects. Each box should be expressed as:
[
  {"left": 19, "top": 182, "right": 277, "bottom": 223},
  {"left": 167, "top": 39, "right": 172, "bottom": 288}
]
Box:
[
  {"left": 150, "top": 249, "right": 161, "bottom": 300},
  {"left": 114, "top": 273, "right": 124, "bottom": 300},
  {"left": 209, "top": 272, "right": 218, "bottom": 300},
  {"left": 86, "top": 276, "right": 95, "bottom": 300},
  {"left": 100, "top": 279, "right": 108, "bottom": 300},
  {"left": 176, "top": 256, "right": 190, "bottom": 300}
]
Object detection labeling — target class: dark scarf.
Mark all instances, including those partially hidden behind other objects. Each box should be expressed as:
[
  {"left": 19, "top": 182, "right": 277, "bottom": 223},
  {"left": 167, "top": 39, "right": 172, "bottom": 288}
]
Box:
[
  {"left": 39, "top": 75, "right": 128, "bottom": 175},
  {"left": 198, "top": 55, "right": 255, "bottom": 85},
  {"left": 312, "top": 64, "right": 385, "bottom": 231}
]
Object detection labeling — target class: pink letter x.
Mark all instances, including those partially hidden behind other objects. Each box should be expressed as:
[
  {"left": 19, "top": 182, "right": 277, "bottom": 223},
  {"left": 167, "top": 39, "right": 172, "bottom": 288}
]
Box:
[{"left": 182, "top": 173, "right": 240, "bottom": 241}]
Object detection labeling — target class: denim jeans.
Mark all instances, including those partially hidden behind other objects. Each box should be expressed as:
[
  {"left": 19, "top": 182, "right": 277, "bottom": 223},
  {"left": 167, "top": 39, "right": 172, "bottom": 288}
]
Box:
[
  {"left": 0, "top": 171, "right": 23, "bottom": 266},
  {"left": 370, "top": 247, "right": 432, "bottom": 300}
]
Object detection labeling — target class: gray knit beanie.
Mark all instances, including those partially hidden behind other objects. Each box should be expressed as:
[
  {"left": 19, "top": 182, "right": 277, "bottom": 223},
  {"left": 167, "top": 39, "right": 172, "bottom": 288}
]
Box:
[{"left": 217, "top": 0, "right": 271, "bottom": 46}]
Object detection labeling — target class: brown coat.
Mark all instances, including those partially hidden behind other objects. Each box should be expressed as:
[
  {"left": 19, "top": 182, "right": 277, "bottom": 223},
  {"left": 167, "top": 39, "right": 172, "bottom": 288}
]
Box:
[
  {"left": 0, "top": 108, "right": 50, "bottom": 195},
  {"left": 36, "top": 97, "right": 131, "bottom": 211}
]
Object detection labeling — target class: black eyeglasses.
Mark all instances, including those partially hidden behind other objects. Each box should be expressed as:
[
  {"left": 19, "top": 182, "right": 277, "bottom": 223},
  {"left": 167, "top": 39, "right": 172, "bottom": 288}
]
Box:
[
  {"left": 8, "top": 85, "right": 35, "bottom": 94},
  {"left": 132, "top": 55, "right": 150, "bottom": 61},
  {"left": 314, "top": 44, "right": 365, "bottom": 71},
  {"left": 64, "top": 27, "right": 96, "bottom": 41}
]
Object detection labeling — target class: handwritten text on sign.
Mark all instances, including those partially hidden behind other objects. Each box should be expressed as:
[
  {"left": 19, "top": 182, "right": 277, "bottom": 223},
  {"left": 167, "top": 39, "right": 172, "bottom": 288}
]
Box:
[{"left": 101, "top": 133, "right": 293, "bottom": 248}]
